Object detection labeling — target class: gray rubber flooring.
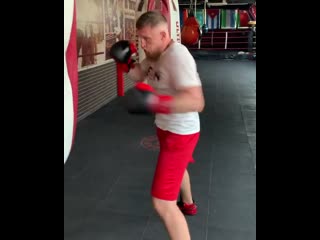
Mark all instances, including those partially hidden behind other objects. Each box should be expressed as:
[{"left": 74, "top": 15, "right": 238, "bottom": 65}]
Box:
[{"left": 64, "top": 59, "right": 256, "bottom": 240}]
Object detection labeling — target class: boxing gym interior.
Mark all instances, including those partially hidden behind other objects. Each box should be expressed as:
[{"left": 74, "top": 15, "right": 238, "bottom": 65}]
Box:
[{"left": 64, "top": 0, "right": 256, "bottom": 239}]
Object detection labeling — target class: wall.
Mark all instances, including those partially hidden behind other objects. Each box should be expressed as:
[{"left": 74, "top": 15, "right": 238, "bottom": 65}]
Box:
[{"left": 75, "top": 0, "right": 147, "bottom": 121}]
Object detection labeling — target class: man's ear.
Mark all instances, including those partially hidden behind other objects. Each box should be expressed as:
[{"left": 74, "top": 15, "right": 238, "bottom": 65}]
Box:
[{"left": 160, "top": 31, "right": 166, "bottom": 40}]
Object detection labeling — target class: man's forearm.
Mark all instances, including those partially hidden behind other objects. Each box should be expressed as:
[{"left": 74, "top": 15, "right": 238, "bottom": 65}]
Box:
[
  {"left": 125, "top": 83, "right": 205, "bottom": 115},
  {"left": 127, "top": 63, "right": 145, "bottom": 82},
  {"left": 170, "top": 90, "right": 205, "bottom": 113}
]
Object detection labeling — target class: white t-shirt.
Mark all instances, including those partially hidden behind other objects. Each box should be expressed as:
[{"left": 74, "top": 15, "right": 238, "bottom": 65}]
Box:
[{"left": 140, "top": 42, "right": 202, "bottom": 135}]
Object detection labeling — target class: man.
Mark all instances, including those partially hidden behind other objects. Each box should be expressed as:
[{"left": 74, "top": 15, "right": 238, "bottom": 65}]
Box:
[{"left": 110, "top": 10, "right": 205, "bottom": 240}]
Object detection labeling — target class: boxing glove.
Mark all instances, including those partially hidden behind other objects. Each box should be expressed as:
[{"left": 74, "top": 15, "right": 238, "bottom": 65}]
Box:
[
  {"left": 110, "top": 40, "right": 137, "bottom": 73},
  {"left": 126, "top": 83, "right": 173, "bottom": 114}
]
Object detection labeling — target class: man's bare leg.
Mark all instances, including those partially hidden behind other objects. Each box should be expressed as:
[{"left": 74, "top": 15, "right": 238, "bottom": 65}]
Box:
[
  {"left": 152, "top": 197, "right": 191, "bottom": 240},
  {"left": 180, "top": 169, "right": 193, "bottom": 203}
]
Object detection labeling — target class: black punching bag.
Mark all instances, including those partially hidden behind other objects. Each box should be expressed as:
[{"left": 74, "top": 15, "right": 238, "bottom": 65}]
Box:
[{"left": 202, "top": 24, "right": 208, "bottom": 34}]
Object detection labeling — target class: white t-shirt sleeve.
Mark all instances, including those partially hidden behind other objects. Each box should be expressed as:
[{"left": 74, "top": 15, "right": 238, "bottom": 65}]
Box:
[{"left": 167, "top": 45, "right": 202, "bottom": 90}]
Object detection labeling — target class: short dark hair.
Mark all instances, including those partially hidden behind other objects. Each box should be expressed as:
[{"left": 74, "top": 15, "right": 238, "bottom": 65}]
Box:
[{"left": 136, "top": 11, "right": 168, "bottom": 29}]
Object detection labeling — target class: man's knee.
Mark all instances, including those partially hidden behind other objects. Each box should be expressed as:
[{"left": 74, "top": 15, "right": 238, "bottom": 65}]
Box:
[
  {"left": 152, "top": 197, "right": 166, "bottom": 214},
  {"left": 152, "top": 197, "right": 177, "bottom": 217}
]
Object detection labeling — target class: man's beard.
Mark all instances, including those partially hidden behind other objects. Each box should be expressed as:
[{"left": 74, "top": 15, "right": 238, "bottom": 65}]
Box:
[{"left": 145, "top": 50, "right": 161, "bottom": 61}]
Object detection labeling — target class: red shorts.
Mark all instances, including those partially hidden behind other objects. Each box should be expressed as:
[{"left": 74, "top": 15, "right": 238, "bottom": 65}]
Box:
[{"left": 151, "top": 127, "right": 200, "bottom": 201}]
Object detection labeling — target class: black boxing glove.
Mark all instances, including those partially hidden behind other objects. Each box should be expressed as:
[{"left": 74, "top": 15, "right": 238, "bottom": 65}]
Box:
[
  {"left": 110, "top": 40, "right": 137, "bottom": 73},
  {"left": 126, "top": 83, "right": 173, "bottom": 114}
]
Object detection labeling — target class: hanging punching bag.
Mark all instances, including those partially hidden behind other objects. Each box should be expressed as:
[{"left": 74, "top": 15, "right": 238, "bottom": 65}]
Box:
[
  {"left": 239, "top": 10, "right": 249, "bottom": 27},
  {"left": 201, "top": 1, "right": 208, "bottom": 34},
  {"left": 64, "top": 0, "right": 78, "bottom": 164},
  {"left": 181, "top": 9, "right": 200, "bottom": 46},
  {"left": 202, "top": 24, "right": 208, "bottom": 34}
]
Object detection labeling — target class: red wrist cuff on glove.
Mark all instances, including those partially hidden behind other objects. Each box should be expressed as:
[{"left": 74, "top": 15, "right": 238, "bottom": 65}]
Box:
[
  {"left": 117, "top": 59, "right": 135, "bottom": 73},
  {"left": 135, "top": 83, "right": 173, "bottom": 114},
  {"left": 152, "top": 95, "right": 173, "bottom": 114},
  {"left": 135, "top": 82, "right": 154, "bottom": 91},
  {"left": 130, "top": 43, "right": 137, "bottom": 54}
]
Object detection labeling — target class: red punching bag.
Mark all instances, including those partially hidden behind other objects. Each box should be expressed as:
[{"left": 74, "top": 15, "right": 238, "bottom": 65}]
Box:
[
  {"left": 181, "top": 10, "right": 200, "bottom": 46},
  {"left": 239, "top": 10, "right": 249, "bottom": 27}
]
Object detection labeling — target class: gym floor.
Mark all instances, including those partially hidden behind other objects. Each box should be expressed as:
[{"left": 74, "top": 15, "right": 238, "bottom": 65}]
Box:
[{"left": 64, "top": 58, "right": 256, "bottom": 240}]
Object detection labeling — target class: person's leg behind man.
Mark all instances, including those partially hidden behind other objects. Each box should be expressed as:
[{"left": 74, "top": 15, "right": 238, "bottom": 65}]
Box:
[
  {"left": 178, "top": 131, "right": 200, "bottom": 215},
  {"left": 178, "top": 169, "right": 198, "bottom": 215}
]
